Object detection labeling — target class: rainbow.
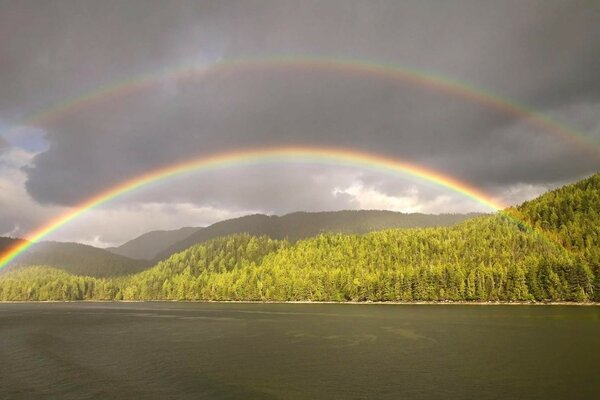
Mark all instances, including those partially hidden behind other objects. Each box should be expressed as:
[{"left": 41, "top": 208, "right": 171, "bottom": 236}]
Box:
[
  {"left": 15, "top": 56, "right": 600, "bottom": 158},
  {"left": 0, "top": 146, "right": 508, "bottom": 269}
]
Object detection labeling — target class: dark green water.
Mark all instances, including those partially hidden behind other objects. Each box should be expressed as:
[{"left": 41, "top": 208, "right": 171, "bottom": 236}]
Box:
[{"left": 1, "top": 303, "right": 598, "bottom": 399}]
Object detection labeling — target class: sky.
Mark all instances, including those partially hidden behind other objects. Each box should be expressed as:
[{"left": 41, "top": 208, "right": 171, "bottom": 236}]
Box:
[{"left": 1, "top": 0, "right": 599, "bottom": 247}]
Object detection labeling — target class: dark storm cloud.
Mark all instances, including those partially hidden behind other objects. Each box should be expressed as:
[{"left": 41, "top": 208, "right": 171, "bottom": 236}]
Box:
[{"left": 1, "top": 0, "right": 599, "bottom": 213}]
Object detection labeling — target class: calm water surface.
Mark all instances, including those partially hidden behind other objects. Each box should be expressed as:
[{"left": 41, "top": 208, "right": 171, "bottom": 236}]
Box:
[{"left": 1, "top": 302, "right": 598, "bottom": 399}]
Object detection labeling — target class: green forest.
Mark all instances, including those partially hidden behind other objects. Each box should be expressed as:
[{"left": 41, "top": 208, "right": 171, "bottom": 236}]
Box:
[{"left": 1, "top": 173, "right": 598, "bottom": 302}]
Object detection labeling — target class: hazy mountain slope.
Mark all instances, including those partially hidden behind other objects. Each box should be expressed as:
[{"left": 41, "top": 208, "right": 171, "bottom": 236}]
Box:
[
  {"left": 0, "top": 237, "right": 26, "bottom": 254},
  {"left": 153, "top": 210, "right": 480, "bottom": 262},
  {"left": 2, "top": 240, "right": 150, "bottom": 278},
  {"left": 107, "top": 226, "right": 201, "bottom": 260}
]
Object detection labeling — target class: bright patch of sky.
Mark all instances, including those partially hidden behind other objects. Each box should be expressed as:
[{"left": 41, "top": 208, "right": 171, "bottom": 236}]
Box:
[{"left": 1, "top": 125, "right": 49, "bottom": 153}]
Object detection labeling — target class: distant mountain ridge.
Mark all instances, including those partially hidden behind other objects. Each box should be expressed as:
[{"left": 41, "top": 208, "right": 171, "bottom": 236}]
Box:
[
  {"left": 107, "top": 226, "right": 200, "bottom": 260},
  {"left": 0, "top": 238, "right": 150, "bottom": 278},
  {"left": 2, "top": 211, "right": 480, "bottom": 277},
  {"left": 148, "top": 210, "right": 482, "bottom": 263}
]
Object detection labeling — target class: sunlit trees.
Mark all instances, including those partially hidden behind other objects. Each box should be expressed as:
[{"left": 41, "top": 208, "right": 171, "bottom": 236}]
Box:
[{"left": 1, "top": 173, "right": 598, "bottom": 303}]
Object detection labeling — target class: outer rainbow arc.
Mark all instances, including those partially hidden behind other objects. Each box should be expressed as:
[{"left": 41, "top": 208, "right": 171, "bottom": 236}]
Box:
[
  {"left": 25, "top": 56, "right": 600, "bottom": 158},
  {"left": 0, "top": 146, "right": 507, "bottom": 269}
]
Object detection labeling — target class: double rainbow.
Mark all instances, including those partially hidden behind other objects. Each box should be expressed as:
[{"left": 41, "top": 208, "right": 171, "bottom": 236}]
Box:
[{"left": 2, "top": 55, "right": 591, "bottom": 269}]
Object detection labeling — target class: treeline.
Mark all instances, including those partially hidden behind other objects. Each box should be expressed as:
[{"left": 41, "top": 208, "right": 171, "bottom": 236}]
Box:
[
  {"left": 0, "top": 267, "right": 121, "bottom": 301},
  {"left": 1, "top": 173, "right": 598, "bottom": 303},
  {"left": 0, "top": 223, "right": 595, "bottom": 302}
]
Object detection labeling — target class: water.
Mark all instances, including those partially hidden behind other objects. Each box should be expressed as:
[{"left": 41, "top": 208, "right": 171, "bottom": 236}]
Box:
[{"left": 1, "top": 303, "right": 598, "bottom": 399}]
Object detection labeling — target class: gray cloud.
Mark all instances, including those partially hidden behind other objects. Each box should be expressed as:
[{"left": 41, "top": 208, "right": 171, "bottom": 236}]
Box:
[{"left": 1, "top": 0, "right": 600, "bottom": 241}]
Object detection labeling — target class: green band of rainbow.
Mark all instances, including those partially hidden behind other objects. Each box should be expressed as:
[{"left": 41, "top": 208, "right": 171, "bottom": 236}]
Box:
[
  {"left": 16, "top": 56, "right": 600, "bottom": 158},
  {"left": 0, "top": 146, "right": 509, "bottom": 269}
]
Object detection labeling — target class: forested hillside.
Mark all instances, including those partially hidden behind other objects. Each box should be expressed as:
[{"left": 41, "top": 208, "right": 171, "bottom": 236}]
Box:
[
  {"left": 113, "top": 218, "right": 591, "bottom": 302},
  {"left": 517, "top": 173, "right": 599, "bottom": 262},
  {"left": 151, "top": 210, "right": 480, "bottom": 262},
  {"left": 515, "top": 172, "right": 600, "bottom": 296},
  {"left": 0, "top": 173, "right": 598, "bottom": 302}
]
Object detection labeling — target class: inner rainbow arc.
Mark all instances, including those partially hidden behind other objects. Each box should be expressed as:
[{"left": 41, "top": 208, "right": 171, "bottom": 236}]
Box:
[{"left": 0, "top": 146, "right": 507, "bottom": 269}]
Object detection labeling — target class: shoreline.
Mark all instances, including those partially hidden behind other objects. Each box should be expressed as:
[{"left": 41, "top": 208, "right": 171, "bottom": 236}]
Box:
[{"left": 1, "top": 300, "right": 598, "bottom": 306}]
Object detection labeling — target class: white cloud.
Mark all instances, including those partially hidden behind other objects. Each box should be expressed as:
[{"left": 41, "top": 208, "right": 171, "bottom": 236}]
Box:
[
  {"left": 334, "top": 183, "right": 421, "bottom": 213},
  {"left": 491, "top": 181, "right": 563, "bottom": 208},
  {"left": 2, "top": 125, "right": 49, "bottom": 152},
  {"left": 333, "top": 181, "right": 494, "bottom": 214}
]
